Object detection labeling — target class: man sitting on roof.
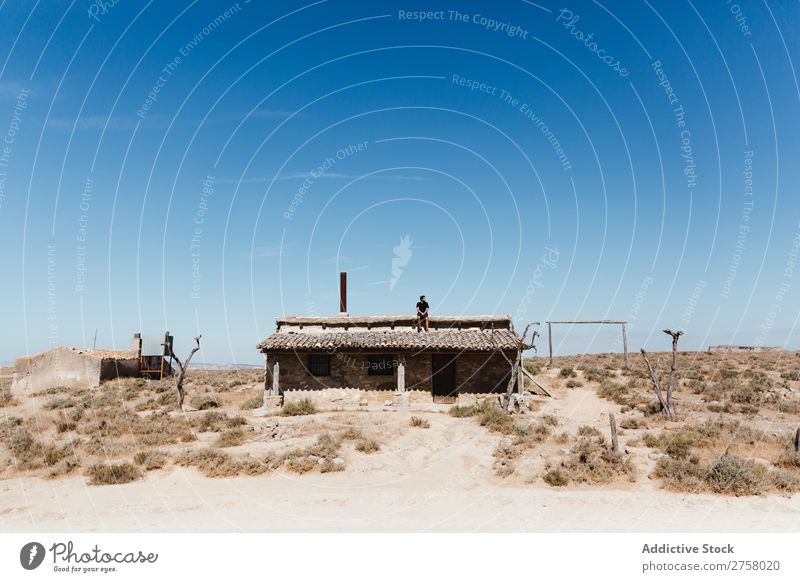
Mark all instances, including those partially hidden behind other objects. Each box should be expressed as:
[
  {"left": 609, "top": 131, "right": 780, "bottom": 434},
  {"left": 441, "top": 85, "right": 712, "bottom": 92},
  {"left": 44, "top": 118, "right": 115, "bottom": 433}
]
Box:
[{"left": 416, "top": 295, "right": 430, "bottom": 332}]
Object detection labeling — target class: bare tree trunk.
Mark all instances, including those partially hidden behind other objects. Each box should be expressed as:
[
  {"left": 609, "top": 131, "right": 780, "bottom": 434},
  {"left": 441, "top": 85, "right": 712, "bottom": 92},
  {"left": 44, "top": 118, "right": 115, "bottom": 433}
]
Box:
[
  {"left": 639, "top": 329, "right": 682, "bottom": 422},
  {"left": 164, "top": 335, "right": 202, "bottom": 411},
  {"left": 609, "top": 413, "right": 619, "bottom": 453},
  {"left": 794, "top": 427, "right": 800, "bottom": 454},
  {"left": 502, "top": 324, "right": 538, "bottom": 412},
  {"left": 664, "top": 329, "right": 683, "bottom": 419}
]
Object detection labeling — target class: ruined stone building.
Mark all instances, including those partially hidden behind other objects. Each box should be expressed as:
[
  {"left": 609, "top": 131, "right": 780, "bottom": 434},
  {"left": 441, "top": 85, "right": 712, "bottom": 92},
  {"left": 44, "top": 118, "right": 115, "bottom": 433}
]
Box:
[{"left": 257, "top": 314, "right": 526, "bottom": 405}]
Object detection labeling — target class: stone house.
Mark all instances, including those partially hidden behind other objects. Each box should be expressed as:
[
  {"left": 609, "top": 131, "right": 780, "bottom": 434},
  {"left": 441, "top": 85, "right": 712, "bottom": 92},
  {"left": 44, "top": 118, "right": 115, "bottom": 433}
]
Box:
[{"left": 256, "top": 315, "right": 528, "bottom": 405}]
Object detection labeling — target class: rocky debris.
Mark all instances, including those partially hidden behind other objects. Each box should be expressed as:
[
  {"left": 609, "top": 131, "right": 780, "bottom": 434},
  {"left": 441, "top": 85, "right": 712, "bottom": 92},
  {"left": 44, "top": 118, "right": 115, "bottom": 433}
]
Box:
[{"left": 332, "top": 458, "right": 345, "bottom": 467}]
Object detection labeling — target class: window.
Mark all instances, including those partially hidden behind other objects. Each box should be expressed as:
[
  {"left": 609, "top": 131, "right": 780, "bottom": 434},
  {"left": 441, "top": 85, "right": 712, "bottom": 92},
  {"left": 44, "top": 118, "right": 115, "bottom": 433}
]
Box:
[
  {"left": 367, "top": 354, "right": 395, "bottom": 375},
  {"left": 308, "top": 354, "right": 331, "bottom": 376}
]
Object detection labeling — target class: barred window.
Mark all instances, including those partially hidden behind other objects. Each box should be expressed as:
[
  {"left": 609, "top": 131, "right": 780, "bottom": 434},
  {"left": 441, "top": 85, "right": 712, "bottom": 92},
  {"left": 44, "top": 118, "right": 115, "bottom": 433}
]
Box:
[
  {"left": 308, "top": 354, "right": 331, "bottom": 376},
  {"left": 367, "top": 354, "right": 395, "bottom": 376}
]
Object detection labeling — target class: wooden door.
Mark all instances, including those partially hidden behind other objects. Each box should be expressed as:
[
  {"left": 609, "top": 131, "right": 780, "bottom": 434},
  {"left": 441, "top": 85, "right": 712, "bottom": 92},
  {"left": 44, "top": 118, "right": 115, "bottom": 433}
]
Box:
[{"left": 431, "top": 353, "right": 457, "bottom": 403}]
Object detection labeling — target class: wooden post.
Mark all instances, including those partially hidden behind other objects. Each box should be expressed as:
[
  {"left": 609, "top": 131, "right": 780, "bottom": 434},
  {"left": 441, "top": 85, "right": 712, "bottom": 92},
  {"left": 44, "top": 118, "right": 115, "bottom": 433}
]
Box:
[
  {"left": 794, "top": 427, "right": 800, "bottom": 454},
  {"left": 548, "top": 322, "right": 553, "bottom": 367},
  {"left": 397, "top": 354, "right": 406, "bottom": 393},
  {"left": 621, "top": 322, "right": 628, "bottom": 367},
  {"left": 271, "top": 358, "right": 280, "bottom": 396},
  {"left": 609, "top": 413, "right": 619, "bottom": 453},
  {"left": 517, "top": 364, "right": 525, "bottom": 394}
]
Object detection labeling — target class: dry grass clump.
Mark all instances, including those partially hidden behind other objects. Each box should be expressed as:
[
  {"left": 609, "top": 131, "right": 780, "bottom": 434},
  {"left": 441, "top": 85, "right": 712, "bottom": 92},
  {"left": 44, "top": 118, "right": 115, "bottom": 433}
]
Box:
[
  {"left": 0, "top": 388, "right": 18, "bottom": 407},
  {"left": 340, "top": 426, "right": 364, "bottom": 440},
  {"left": 133, "top": 450, "right": 168, "bottom": 471},
  {"left": 620, "top": 417, "right": 646, "bottom": 430},
  {"left": 596, "top": 380, "right": 635, "bottom": 407},
  {"left": 78, "top": 408, "right": 196, "bottom": 448},
  {"left": 355, "top": 438, "right": 380, "bottom": 454},
  {"left": 86, "top": 462, "right": 142, "bottom": 486},
  {"left": 190, "top": 395, "right": 221, "bottom": 410},
  {"left": 176, "top": 448, "right": 275, "bottom": 478},
  {"left": 280, "top": 432, "right": 346, "bottom": 473},
  {"left": 579, "top": 366, "right": 615, "bottom": 383},
  {"left": 281, "top": 398, "right": 317, "bottom": 416},
  {"left": 1, "top": 426, "right": 76, "bottom": 471},
  {"left": 192, "top": 411, "right": 246, "bottom": 433},
  {"left": 542, "top": 467, "right": 569, "bottom": 486},
  {"left": 409, "top": 416, "right": 430, "bottom": 428},
  {"left": 565, "top": 379, "right": 583, "bottom": 388},
  {"left": 546, "top": 435, "right": 635, "bottom": 486},
  {"left": 240, "top": 393, "right": 263, "bottom": 410},
  {"left": 559, "top": 367, "right": 575, "bottom": 378},
  {"left": 213, "top": 428, "right": 249, "bottom": 448}
]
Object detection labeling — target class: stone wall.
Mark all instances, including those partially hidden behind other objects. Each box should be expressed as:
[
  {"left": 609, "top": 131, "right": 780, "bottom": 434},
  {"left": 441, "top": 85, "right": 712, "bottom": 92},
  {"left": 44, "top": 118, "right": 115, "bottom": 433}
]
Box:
[{"left": 13, "top": 347, "right": 140, "bottom": 394}]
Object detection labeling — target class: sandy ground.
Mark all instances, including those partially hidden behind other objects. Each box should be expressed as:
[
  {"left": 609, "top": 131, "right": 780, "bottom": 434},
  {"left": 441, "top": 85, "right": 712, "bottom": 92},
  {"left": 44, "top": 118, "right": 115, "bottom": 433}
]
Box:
[
  {"left": 3, "top": 358, "right": 800, "bottom": 533},
  {"left": 2, "top": 398, "right": 799, "bottom": 532},
  {"left": 3, "top": 465, "right": 799, "bottom": 532}
]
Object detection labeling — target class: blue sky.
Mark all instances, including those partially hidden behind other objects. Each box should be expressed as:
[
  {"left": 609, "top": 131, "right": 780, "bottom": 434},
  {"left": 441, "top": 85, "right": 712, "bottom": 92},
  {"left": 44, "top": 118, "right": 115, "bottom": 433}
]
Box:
[{"left": 0, "top": 0, "right": 798, "bottom": 364}]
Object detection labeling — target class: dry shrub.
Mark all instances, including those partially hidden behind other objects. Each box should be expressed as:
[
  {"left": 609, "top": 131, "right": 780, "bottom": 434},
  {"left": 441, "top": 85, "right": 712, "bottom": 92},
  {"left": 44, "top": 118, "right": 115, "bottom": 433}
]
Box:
[
  {"left": 355, "top": 438, "right": 380, "bottom": 454},
  {"left": 43, "top": 396, "right": 79, "bottom": 410},
  {"left": 540, "top": 415, "right": 559, "bottom": 427},
  {"left": 320, "top": 458, "right": 345, "bottom": 473},
  {"left": 596, "top": 381, "right": 631, "bottom": 406},
  {"left": 705, "top": 454, "right": 770, "bottom": 496},
  {"left": 577, "top": 425, "right": 601, "bottom": 437},
  {"left": 543, "top": 467, "right": 569, "bottom": 487},
  {"left": 565, "top": 379, "right": 583, "bottom": 388},
  {"left": 282, "top": 398, "right": 317, "bottom": 416},
  {"left": 177, "top": 449, "right": 274, "bottom": 478},
  {"left": 409, "top": 416, "right": 430, "bottom": 428},
  {"left": 580, "top": 366, "right": 614, "bottom": 383},
  {"left": 559, "top": 367, "right": 575, "bottom": 378},
  {"left": 133, "top": 450, "right": 168, "bottom": 471},
  {"left": 340, "top": 427, "right": 363, "bottom": 440},
  {"left": 213, "top": 428, "right": 248, "bottom": 448},
  {"left": 770, "top": 469, "right": 800, "bottom": 493},
  {"left": 653, "top": 456, "right": 707, "bottom": 492},
  {"left": 86, "top": 462, "right": 142, "bottom": 486},
  {"left": 190, "top": 395, "right": 221, "bottom": 410},
  {"left": 558, "top": 437, "right": 635, "bottom": 484},
  {"left": 620, "top": 417, "right": 645, "bottom": 430},
  {"left": 2, "top": 428, "right": 75, "bottom": 470},
  {"left": 773, "top": 447, "right": 800, "bottom": 470},
  {"left": 192, "top": 411, "right": 245, "bottom": 433},
  {"left": 240, "top": 393, "right": 263, "bottom": 410},
  {"left": 0, "top": 389, "right": 18, "bottom": 408}
]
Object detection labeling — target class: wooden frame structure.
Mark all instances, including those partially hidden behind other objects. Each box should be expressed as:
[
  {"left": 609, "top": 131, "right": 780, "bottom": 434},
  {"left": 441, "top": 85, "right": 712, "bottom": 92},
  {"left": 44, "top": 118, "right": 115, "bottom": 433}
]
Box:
[{"left": 546, "top": 320, "right": 628, "bottom": 367}]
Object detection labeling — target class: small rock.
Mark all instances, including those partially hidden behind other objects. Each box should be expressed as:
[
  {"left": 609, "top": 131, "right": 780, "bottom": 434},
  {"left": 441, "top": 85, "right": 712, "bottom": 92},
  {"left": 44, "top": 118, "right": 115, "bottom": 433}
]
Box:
[
  {"left": 308, "top": 455, "right": 320, "bottom": 462},
  {"left": 333, "top": 458, "right": 345, "bottom": 466},
  {"left": 384, "top": 400, "right": 393, "bottom": 407},
  {"left": 317, "top": 458, "right": 326, "bottom": 465}
]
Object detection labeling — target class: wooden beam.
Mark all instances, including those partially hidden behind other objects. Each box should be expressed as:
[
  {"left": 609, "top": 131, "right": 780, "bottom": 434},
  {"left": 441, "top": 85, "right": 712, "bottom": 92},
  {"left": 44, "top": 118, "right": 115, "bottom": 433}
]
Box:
[{"left": 520, "top": 366, "right": 551, "bottom": 397}]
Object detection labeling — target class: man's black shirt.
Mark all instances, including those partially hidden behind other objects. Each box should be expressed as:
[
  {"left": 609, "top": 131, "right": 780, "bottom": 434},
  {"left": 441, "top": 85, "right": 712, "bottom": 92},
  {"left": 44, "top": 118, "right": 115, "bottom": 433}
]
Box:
[{"left": 416, "top": 301, "right": 429, "bottom": 317}]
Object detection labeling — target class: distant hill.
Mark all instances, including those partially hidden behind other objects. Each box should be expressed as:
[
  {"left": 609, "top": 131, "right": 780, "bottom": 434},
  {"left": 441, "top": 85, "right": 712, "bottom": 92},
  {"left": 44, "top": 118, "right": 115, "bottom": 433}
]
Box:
[{"left": 191, "top": 363, "right": 262, "bottom": 371}]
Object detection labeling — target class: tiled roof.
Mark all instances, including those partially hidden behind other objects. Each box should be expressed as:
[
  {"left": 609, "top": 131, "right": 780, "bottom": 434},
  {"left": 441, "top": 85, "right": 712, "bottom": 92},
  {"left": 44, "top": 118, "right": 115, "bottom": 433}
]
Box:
[{"left": 257, "top": 328, "right": 521, "bottom": 352}]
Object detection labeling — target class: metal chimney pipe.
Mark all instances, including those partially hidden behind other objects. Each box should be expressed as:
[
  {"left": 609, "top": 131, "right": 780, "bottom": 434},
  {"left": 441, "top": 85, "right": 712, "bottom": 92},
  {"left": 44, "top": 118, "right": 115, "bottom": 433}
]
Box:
[{"left": 339, "top": 272, "right": 347, "bottom": 314}]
